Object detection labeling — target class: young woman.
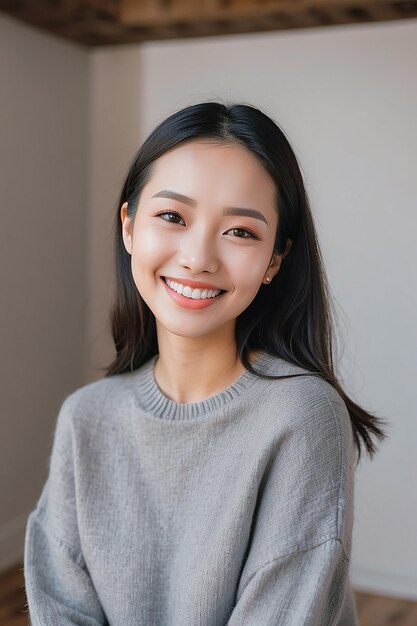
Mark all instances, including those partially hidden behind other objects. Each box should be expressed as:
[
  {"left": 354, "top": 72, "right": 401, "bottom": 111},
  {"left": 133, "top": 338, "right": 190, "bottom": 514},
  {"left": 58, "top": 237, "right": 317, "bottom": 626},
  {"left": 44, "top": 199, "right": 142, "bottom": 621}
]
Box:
[{"left": 24, "top": 101, "right": 388, "bottom": 625}]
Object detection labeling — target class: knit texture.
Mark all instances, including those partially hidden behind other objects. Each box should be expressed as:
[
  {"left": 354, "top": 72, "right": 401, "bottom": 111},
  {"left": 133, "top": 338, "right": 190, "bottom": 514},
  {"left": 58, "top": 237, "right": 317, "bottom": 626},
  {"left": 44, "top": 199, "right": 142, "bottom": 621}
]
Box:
[{"left": 24, "top": 351, "right": 359, "bottom": 625}]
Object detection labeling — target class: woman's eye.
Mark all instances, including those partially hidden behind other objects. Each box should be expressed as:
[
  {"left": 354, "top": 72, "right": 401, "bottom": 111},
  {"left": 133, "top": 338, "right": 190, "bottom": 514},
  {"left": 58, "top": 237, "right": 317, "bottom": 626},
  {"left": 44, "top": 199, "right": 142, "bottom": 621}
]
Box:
[
  {"left": 155, "top": 211, "right": 184, "bottom": 224},
  {"left": 227, "top": 227, "right": 259, "bottom": 240}
]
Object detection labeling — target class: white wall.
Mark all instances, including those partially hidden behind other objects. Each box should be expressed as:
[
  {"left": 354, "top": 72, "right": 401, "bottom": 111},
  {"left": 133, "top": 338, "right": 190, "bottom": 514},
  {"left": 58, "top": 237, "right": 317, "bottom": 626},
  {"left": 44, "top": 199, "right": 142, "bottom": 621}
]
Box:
[
  {"left": 0, "top": 13, "right": 89, "bottom": 569},
  {"left": 86, "top": 47, "right": 142, "bottom": 380},
  {"left": 89, "top": 20, "right": 417, "bottom": 599}
]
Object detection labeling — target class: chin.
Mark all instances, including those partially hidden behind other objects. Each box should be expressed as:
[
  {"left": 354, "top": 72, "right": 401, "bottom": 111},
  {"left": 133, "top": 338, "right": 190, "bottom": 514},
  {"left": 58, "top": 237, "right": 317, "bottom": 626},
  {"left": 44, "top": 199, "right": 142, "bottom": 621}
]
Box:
[{"left": 158, "top": 323, "right": 222, "bottom": 339}]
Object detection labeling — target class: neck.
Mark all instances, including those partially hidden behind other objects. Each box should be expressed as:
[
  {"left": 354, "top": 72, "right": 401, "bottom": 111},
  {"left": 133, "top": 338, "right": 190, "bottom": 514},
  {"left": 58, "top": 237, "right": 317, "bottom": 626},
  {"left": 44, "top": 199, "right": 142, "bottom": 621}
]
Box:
[{"left": 153, "top": 327, "right": 261, "bottom": 404}]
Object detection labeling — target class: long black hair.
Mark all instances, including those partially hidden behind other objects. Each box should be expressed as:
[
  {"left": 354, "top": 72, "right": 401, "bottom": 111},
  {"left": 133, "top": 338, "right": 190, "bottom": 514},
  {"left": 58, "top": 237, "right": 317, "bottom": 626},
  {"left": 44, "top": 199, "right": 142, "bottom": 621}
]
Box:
[{"left": 103, "top": 100, "right": 388, "bottom": 464}]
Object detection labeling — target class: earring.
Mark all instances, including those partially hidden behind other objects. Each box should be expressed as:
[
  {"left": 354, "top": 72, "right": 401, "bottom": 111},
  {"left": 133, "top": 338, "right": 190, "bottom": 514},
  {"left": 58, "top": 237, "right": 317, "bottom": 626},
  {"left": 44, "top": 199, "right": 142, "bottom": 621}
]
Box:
[{"left": 265, "top": 276, "right": 270, "bottom": 283}]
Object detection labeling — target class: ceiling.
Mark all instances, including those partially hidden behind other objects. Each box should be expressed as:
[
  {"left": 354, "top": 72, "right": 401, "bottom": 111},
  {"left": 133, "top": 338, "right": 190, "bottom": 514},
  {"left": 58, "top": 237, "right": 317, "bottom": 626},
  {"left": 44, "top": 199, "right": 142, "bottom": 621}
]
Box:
[{"left": 1, "top": 0, "right": 417, "bottom": 47}]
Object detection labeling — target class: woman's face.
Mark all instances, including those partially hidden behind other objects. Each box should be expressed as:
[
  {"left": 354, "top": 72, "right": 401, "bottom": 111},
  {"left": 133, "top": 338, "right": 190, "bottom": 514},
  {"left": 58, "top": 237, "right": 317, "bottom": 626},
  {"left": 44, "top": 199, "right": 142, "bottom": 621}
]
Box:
[{"left": 121, "top": 139, "right": 288, "bottom": 343}]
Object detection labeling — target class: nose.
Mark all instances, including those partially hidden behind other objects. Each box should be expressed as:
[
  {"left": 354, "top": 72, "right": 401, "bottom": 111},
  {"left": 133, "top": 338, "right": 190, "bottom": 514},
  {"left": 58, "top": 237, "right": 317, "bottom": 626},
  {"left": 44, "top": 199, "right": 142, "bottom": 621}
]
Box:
[{"left": 178, "top": 225, "right": 220, "bottom": 274}]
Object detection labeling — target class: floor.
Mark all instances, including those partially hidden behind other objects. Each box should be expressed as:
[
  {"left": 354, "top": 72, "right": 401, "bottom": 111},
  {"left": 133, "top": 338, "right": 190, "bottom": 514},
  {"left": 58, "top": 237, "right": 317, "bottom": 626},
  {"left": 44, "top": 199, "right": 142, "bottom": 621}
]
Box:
[{"left": 1, "top": 562, "right": 416, "bottom": 625}]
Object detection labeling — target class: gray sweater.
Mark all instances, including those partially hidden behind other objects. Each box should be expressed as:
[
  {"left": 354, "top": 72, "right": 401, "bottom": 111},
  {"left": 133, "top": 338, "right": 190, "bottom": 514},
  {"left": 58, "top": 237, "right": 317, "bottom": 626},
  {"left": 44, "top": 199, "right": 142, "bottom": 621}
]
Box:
[{"left": 24, "top": 351, "right": 359, "bottom": 625}]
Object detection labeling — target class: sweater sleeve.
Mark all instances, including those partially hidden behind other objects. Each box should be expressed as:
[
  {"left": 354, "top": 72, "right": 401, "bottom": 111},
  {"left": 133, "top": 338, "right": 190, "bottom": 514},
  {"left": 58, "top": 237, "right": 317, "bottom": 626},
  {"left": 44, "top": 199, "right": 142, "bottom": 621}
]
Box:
[
  {"left": 228, "top": 378, "right": 358, "bottom": 626},
  {"left": 227, "top": 537, "right": 353, "bottom": 625},
  {"left": 24, "top": 395, "right": 108, "bottom": 626}
]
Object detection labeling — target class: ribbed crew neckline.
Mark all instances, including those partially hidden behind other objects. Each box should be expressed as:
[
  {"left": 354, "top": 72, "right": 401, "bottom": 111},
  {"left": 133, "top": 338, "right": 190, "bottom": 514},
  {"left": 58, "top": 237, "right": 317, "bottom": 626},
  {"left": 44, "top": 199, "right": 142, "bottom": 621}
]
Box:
[{"left": 132, "top": 351, "right": 274, "bottom": 420}]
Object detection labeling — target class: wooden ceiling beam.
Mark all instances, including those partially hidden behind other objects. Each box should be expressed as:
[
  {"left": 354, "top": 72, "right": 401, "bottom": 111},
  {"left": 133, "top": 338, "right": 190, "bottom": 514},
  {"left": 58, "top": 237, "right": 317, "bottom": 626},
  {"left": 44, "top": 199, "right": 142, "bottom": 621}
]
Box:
[
  {"left": 1, "top": 0, "right": 417, "bottom": 47},
  {"left": 119, "top": 0, "right": 417, "bottom": 25}
]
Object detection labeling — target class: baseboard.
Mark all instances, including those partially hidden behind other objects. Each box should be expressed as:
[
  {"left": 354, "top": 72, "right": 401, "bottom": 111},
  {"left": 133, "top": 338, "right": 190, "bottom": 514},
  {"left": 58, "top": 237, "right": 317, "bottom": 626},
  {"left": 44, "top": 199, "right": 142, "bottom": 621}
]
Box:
[
  {"left": 0, "top": 511, "right": 27, "bottom": 573},
  {"left": 351, "top": 563, "right": 417, "bottom": 601}
]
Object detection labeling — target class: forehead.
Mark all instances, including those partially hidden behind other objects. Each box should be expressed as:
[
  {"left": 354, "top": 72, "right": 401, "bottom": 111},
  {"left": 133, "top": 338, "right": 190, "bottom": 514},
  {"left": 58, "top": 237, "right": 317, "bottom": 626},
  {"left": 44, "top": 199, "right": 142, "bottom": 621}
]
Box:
[{"left": 145, "top": 140, "right": 277, "bottom": 207}]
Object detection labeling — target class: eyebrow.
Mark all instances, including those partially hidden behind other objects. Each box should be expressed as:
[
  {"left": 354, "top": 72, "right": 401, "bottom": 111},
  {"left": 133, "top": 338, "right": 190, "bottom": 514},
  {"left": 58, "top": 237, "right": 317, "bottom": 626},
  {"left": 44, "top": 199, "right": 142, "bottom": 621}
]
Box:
[{"left": 151, "top": 189, "right": 269, "bottom": 225}]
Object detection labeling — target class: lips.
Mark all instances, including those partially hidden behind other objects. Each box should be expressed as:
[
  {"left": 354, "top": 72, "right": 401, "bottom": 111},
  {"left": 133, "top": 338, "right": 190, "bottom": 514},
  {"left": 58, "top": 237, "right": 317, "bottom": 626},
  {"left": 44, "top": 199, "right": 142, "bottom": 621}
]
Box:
[
  {"left": 162, "top": 276, "right": 225, "bottom": 292},
  {"left": 161, "top": 276, "right": 226, "bottom": 310}
]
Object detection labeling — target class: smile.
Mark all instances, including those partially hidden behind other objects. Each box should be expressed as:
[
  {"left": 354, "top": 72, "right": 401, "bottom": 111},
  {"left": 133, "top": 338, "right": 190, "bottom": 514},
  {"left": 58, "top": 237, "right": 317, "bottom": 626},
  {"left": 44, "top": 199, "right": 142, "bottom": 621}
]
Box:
[
  {"left": 161, "top": 277, "right": 226, "bottom": 310},
  {"left": 164, "top": 277, "right": 224, "bottom": 299}
]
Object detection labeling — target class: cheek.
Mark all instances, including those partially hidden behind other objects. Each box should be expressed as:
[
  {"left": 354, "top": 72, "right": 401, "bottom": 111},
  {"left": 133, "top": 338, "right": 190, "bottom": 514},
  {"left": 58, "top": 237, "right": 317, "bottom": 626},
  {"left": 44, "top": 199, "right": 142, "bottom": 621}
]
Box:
[
  {"left": 132, "top": 227, "right": 173, "bottom": 269},
  {"left": 229, "top": 252, "right": 268, "bottom": 289}
]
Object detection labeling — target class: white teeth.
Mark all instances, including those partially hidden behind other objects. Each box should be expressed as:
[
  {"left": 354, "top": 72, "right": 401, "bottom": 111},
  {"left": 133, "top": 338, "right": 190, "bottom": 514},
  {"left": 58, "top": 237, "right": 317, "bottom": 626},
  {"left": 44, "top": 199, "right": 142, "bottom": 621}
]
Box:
[{"left": 164, "top": 278, "right": 222, "bottom": 300}]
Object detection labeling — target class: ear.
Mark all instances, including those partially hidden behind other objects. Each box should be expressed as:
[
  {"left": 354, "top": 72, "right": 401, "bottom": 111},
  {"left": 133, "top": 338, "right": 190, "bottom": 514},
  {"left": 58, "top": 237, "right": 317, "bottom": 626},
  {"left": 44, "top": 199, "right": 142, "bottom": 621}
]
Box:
[
  {"left": 120, "top": 202, "right": 133, "bottom": 255},
  {"left": 263, "top": 239, "right": 293, "bottom": 284},
  {"left": 282, "top": 238, "right": 293, "bottom": 259}
]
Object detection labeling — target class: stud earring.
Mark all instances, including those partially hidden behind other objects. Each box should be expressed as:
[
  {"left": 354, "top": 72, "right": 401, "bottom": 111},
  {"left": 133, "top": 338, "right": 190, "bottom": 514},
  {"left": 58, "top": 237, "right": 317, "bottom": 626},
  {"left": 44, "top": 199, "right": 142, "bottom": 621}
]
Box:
[{"left": 266, "top": 276, "right": 270, "bottom": 283}]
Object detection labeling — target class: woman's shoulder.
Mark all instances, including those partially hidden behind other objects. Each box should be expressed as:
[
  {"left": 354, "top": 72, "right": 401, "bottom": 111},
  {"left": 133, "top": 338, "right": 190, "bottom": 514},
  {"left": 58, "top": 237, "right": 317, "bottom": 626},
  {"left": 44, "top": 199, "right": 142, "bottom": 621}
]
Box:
[
  {"left": 259, "top": 353, "right": 347, "bottom": 409},
  {"left": 56, "top": 366, "right": 147, "bottom": 435},
  {"left": 257, "top": 353, "right": 353, "bottom": 449},
  {"left": 61, "top": 373, "right": 125, "bottom": 412},
  {"left": 62, "top": 354, "right": 155, "bottom": 412}
]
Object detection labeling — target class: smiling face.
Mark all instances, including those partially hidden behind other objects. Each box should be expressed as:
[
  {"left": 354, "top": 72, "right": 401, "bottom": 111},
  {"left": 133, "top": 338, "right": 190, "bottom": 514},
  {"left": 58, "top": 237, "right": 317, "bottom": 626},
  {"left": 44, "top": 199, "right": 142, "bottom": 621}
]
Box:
[{"left": 121, "top": 139, "right": 290, "bottom": 346}]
